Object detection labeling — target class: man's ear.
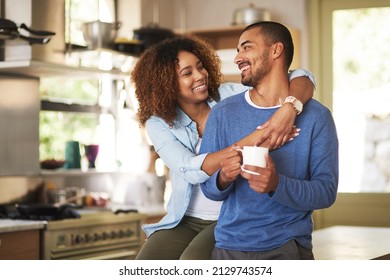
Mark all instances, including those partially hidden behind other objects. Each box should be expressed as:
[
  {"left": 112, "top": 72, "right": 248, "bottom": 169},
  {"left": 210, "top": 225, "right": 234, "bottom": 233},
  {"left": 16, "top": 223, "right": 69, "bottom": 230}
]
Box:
[{"left": 272, "top": 42, "right": 284, "bottom": 59}]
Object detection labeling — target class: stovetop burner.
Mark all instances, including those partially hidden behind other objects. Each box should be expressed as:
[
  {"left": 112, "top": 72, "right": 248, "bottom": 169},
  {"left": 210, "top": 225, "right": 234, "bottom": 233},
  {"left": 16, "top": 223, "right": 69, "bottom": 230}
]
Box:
[{"left": 0, "top": 204, "right": 80, "bottom": 221}]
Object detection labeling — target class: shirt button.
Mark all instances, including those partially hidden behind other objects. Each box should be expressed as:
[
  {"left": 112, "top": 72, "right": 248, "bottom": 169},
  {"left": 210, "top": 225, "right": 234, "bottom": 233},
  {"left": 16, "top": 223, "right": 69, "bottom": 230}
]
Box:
[{"left": 180, "top": 168, "right": 184, "bottom": 172}]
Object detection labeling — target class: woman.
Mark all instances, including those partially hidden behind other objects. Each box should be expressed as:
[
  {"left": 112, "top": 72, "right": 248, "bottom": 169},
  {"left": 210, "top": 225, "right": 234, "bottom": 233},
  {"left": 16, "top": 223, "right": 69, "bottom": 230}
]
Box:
[{"left": 131, "top": 35, "right": 315, "bottom": 260}]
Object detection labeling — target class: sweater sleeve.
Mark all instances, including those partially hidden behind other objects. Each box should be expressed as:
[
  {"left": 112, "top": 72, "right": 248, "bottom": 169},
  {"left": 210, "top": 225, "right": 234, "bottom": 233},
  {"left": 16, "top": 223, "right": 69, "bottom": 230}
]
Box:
[
  {"left": 200, "top": 105, "right": 235, "bottom": 201},
  {"left": 271, "top": 106, "right": 339, "bottom": 210}
]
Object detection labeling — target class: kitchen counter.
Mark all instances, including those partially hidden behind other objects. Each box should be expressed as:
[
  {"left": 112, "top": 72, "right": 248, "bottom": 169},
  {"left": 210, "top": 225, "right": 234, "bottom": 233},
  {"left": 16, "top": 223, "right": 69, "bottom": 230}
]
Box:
[
  {"left": 0, "top": 219, "right": 46, "bottom": 233},
  {"left": 110, "top": 203, "right": 166, "bottom": 216},
  {"left": 312, "top": 225, "right": 390, "bottom": 260}
]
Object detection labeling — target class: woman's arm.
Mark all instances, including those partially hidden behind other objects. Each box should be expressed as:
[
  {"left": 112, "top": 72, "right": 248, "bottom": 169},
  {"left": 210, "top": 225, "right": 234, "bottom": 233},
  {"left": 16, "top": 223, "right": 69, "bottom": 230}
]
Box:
[
  {"left": 146, "top": 116, "right": 210, "bottom": 185},
  {"left": 258, "top": 74, "right": 315, "bottom": 150}
]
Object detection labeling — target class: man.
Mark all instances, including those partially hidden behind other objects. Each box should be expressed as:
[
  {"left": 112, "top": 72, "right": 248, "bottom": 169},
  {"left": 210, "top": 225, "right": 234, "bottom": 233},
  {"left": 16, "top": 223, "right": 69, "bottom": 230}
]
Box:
[{"left": 200, "top": 21, "right": 338, "bottom": 260}]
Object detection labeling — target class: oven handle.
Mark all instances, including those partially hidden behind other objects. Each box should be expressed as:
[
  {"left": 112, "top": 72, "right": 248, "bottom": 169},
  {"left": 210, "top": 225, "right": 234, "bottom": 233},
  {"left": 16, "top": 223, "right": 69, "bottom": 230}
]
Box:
[{"left": 82, "top": 250, "right": 138, "bottom": 260}]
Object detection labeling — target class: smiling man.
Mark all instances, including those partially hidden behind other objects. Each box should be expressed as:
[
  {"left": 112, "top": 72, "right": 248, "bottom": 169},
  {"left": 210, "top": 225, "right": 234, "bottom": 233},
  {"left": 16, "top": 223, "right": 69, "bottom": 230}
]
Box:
[{"left": 200, "top": 21, "right": 339, "bottom": 260}]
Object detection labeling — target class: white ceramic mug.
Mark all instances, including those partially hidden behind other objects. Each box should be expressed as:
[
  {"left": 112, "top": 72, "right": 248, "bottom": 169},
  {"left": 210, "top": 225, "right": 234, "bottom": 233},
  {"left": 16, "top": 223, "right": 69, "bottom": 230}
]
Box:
[{"left": 236, "top": 146, "right": 269, "bottom": 175}]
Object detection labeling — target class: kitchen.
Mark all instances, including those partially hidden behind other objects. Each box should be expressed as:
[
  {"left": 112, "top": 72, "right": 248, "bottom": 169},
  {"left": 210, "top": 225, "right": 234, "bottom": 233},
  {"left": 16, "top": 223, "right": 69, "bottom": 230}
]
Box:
[{"left": 1, "top": 0, "right": 390, "bottom": 262}]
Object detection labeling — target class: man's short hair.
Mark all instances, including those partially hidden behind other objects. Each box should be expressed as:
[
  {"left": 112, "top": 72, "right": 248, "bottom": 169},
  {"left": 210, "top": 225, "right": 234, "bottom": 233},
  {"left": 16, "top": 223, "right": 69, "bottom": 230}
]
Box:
[{"left": 243, "top": 21, "right": 294, "bottom": 69}]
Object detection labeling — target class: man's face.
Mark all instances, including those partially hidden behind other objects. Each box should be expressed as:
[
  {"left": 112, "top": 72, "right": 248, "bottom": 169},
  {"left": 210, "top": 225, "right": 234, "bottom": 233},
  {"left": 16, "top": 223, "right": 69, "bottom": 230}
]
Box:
[{"left": 234, "top": 28, "right": 272, "bottom": 87}]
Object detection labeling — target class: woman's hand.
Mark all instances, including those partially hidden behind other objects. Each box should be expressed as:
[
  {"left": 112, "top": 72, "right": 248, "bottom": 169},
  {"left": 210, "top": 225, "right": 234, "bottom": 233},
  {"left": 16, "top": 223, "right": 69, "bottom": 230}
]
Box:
[
  {"left": 217, "top": 147, "right": 242, "bottom": 190},
  {"left": 255, "top": 104, "right": 299, "bottom": 150}
]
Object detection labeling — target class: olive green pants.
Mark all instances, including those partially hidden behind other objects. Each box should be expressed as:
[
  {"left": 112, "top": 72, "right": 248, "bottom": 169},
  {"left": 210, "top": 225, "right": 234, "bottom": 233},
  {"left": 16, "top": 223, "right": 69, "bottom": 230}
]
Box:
[{"left": 136, "top": 216, "right": 216, "bottom": 260}]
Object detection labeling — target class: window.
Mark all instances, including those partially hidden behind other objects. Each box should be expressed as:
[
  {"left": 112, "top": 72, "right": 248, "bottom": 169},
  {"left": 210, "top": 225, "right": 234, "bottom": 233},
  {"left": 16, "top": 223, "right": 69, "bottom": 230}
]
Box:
[
  {"left": 39, "top": 0, "right": 149, "bottom": 173},
  {"left": 310, "top": 0, "right": 390, "bottom": 193}
]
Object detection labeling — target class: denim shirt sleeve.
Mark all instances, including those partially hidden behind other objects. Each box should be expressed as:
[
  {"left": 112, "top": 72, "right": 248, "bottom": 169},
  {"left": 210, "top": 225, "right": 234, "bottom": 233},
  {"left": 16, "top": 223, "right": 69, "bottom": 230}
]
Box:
[
  {"left": 288, "top": 68, "right": 317, "bottom": 87},
  {"left": 146, "top": 116, "right": 210, "bottom": 185}
]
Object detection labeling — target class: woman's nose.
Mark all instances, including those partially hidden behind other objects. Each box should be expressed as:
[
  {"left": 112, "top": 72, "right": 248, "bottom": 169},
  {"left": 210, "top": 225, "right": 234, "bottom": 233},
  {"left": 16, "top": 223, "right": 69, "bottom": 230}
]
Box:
[{"left": 194, "top": 69, "right": 205, "bottom": 80}]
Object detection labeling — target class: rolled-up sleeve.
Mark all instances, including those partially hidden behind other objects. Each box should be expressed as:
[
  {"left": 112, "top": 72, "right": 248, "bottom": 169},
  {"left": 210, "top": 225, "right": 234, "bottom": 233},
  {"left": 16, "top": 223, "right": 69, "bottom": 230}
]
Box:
[{"left": 288, "top": 68, "right": 317, "bottom": 87}]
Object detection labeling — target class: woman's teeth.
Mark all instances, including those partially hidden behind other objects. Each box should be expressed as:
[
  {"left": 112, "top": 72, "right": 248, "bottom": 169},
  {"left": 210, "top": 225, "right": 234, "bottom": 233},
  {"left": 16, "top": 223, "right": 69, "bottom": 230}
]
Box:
[{"left": 194, "top": 84, "right": 206, "bottom": 91}]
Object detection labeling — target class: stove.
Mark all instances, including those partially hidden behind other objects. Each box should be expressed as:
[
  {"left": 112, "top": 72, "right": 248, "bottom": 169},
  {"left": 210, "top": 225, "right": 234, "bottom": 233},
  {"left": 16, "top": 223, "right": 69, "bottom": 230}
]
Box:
[
  {"left": 1, "top": 204, "right": 147, "bottom": 260},
  {"left": 42, "top": 210, "right": 147, "bottom": 260}
]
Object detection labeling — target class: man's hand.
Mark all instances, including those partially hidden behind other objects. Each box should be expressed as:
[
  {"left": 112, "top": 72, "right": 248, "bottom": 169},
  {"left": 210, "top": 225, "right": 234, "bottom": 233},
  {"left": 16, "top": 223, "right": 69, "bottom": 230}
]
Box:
[{"left": 240, "top": 155, "right": 279, "bottom": 193}]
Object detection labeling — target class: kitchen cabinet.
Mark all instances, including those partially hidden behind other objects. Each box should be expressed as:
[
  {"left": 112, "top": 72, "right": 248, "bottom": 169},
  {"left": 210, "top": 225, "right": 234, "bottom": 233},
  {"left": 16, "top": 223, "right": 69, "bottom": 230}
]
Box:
[
  {"left": 0, "top": 77, "right": 40, "bottom": 176},
  {"left": 0, "top": 219, "right": 46, "bottom": 260},
  {"left": 0, "top": 230, "right": 41, "bottom": 260}
]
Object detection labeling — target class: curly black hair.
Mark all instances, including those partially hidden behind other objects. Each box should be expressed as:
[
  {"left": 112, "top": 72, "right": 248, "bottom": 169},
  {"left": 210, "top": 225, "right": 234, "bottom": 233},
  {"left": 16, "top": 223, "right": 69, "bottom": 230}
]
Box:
[{"left": 131, "top": 34, "right": 223, "bottom": 126}]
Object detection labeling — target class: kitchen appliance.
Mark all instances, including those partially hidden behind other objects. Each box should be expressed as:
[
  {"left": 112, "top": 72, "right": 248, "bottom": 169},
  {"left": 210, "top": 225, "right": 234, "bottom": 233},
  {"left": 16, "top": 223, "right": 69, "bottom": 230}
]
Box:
[
  {"left": 82, "top": 20, "right": 121, "bottom": 49},
  {"left": 132, "top": 24, "right": 175, "bottom": 51},
  {"left": 232, "top": 3, "right": 271, "bottom": 25},
  {"left": 0, "top": 18, "right": 55, "bottom": 44},
  {"left": 0, "top": 204, "right": 146, "bottom": 260},
  {"left": 42, "top": 210, "right": 146, "bottom": 260}
]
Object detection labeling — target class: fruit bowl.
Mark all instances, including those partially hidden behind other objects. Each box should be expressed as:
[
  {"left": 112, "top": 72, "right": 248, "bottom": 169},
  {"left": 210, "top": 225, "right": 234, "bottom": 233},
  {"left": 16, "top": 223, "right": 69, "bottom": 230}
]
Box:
[{"left": 40, "top": 159, "right": 66, "bottom": 170}]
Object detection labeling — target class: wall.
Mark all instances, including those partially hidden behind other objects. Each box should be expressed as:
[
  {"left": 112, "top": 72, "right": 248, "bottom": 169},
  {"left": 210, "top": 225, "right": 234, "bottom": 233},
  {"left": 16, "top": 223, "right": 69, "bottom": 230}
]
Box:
[
  {"left": 313, "top": 193, "right": 390, "bottom": 229},
  {"left": 137, "top": 0, "right": 310, "bottom": 68}
]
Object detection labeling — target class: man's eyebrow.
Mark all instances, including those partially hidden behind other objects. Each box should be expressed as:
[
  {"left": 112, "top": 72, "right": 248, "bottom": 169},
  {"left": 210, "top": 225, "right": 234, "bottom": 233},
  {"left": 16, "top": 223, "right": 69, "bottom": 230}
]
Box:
[{"left": 237, "top": 40, "right": 251, "bottom": 52}]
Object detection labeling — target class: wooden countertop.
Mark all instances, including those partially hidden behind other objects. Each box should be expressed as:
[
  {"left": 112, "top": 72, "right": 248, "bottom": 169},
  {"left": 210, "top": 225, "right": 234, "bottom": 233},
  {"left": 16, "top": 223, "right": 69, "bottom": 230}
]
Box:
[
  {"left": 312, "top": 225, "right": 390, "bottom": 260},
  {"left": 0, "top": 219, "right": 46, "bottom": 233}
]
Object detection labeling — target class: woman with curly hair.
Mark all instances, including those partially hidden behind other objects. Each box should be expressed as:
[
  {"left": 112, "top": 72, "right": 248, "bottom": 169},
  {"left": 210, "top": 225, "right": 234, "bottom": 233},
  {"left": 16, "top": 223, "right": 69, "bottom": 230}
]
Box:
[{"left": 131, "top": 34, "right": 315, "bottom": 260}]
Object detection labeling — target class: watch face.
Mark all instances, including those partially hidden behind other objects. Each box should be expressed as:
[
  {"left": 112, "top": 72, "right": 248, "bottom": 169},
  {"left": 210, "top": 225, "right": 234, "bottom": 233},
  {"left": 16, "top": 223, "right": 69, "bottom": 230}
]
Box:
[
  {"left": 285, "top": 96, "right": 303, "bottom": 114},
  {"left": 294, "top": 99, "right": 303, "bottom": 112}
]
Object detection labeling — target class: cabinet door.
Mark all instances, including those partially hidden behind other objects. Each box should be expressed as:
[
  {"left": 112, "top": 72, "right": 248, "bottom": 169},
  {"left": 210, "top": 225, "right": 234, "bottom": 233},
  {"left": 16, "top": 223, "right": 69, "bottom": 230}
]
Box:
[
  {"left": 0, "top": 77, "right": 40, "bottom": 176},
  {"left": 0, "top": 230, "right": 40, "bottom": 260}
]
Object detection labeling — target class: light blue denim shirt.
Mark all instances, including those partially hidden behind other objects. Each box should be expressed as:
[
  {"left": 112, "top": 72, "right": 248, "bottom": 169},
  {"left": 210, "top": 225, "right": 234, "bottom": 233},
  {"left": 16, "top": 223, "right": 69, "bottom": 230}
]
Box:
[{"left": 142, "top": 69, "right": 315, "bottom": 237}]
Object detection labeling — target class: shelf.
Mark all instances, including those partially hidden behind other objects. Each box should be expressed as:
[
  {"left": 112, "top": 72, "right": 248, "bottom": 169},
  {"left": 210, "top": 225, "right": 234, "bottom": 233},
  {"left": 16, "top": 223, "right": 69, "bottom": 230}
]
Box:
[
  {"left": 0, "top": 59, "right": 130, "bottom": 79},
  {"left": 181, "top": 25, "right": 246, "bottom": 50}
]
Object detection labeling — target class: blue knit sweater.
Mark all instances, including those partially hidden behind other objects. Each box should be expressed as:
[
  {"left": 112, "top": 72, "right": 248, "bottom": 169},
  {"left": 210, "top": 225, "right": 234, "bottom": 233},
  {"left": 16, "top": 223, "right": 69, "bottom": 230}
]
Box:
[{"left": 200, "top": 91, "right": 339, "bottom": 251}]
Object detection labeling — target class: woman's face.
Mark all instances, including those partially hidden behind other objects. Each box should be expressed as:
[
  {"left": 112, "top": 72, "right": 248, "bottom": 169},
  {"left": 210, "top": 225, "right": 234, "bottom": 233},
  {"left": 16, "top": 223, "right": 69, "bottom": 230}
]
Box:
[{"left": 175, "top": 50, "right": 209, "bottom": 107}]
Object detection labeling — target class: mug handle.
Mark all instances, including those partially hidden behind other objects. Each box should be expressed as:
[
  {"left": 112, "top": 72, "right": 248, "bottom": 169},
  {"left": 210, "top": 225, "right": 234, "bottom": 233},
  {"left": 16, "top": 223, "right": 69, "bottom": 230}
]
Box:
[{"left": 235, "top": 148, "right": 260, "bottom": 175}]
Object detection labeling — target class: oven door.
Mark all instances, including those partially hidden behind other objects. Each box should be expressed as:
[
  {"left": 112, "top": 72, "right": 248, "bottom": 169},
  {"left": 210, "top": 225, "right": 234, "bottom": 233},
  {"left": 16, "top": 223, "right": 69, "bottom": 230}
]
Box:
[
  {"left": 43, "top": 236, "right": 142, "bottom": 260},
  {"left": 52, "top": 243, "right": 140, "bottom": 260},
  {"left": 41, "top": 212, "right": 146, "bottom": 260}
]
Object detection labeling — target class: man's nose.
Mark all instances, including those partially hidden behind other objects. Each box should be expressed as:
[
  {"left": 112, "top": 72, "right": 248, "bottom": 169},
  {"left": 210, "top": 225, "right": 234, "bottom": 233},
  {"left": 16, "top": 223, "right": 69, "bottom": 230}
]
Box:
[{"left": 234, "top": 53, "right": 242, "bottom": 65}]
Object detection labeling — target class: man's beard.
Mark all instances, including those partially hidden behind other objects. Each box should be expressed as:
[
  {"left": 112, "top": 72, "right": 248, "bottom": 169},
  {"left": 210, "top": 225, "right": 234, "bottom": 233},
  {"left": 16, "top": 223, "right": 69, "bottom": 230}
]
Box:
[{"left": 241, "top": 50, "right": 270, "bottom": 87}]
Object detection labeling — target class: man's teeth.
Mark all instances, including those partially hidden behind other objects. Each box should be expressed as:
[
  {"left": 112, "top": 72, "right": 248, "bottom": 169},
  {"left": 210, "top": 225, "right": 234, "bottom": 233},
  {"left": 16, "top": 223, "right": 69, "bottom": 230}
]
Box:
[{"left": 241, "top": 65, "right": 250, "bottom": 73}]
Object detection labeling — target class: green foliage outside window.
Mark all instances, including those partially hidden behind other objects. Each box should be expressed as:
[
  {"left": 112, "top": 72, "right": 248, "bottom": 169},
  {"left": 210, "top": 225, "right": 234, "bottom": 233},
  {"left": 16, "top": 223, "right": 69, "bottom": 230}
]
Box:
[{"left": 39, "top": 78, "right": 100, "bottom": 161}]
